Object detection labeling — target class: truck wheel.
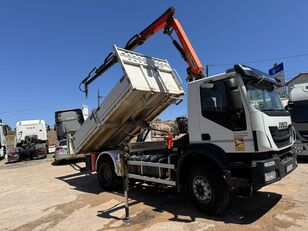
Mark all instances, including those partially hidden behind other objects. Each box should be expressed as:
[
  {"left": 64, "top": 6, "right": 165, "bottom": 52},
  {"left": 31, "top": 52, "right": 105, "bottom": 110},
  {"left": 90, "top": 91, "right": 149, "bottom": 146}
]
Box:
[
  {"left": 97, "top": 158, "right": 121, "bottom": 191},
  {"left": 1, "top": 146, "right": 6, "bottom": 159},
  {"left": 43, "top": 146, "right": 48, "bottom": 158},
  {"left": 188, "top": 164, "right": 229, "bottom": 215}
]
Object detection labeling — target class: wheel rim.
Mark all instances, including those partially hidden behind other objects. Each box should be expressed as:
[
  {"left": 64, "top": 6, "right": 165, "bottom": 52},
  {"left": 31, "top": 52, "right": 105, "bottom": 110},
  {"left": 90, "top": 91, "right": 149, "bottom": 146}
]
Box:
[{"left": 192, "top": 176, "right": 212, "bottom": 204}]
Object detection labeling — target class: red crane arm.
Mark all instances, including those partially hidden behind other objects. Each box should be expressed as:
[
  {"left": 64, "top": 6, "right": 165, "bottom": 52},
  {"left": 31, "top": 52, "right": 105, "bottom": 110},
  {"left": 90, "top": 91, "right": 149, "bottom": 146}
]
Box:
[
  {"left": 169, "top": 18, "right": 204, "bottom": 80},
  {"left": 125, "top": 7, "right": 204, "bottom": 80}
]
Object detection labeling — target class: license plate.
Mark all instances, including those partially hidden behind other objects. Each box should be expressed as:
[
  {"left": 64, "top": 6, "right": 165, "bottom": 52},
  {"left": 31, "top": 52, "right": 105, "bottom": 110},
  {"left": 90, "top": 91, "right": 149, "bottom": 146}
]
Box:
[{"left": 286, "top": 163, "right": 293, "bottom": 173}]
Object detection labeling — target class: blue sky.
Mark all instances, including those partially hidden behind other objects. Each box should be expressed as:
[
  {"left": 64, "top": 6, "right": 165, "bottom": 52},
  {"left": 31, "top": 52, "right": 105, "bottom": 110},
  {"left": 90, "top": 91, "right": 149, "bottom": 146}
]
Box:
[{"left": 1, "top": 1, "right": 308, "bottom": 128}]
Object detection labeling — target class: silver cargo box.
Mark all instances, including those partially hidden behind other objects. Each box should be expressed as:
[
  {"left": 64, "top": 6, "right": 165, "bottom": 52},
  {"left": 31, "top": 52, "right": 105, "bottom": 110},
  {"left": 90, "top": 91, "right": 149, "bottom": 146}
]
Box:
[{"left": 72, "top": 46, "right": 184, "bottom": 154}]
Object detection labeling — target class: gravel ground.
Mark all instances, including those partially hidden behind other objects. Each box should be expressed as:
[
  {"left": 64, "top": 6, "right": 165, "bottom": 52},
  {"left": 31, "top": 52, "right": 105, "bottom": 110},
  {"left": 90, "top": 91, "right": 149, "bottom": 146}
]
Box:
[{"left": 0, "top": 155, "right": 307, "bottom": 231}]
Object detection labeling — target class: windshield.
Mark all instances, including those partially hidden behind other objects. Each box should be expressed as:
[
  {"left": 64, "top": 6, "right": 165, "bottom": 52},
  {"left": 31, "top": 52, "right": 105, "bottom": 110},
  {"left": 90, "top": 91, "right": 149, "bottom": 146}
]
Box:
[{"left": 244, "top": 77, "right": 284, "bottom": 111}]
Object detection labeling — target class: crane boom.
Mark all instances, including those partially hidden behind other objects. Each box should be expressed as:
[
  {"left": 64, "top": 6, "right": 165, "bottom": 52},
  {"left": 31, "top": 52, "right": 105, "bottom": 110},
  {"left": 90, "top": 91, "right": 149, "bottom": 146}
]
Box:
[{"left": 80, "top": 7, "right": 204, "bottom": 96}]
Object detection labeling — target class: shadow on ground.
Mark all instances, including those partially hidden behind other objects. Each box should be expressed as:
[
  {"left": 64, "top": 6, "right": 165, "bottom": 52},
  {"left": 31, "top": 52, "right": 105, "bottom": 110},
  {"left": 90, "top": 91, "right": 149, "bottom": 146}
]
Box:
[
  {"left": 51, "top": 157, "right": 85, "bottom": 166},
  {"left": 0, "top": 154, "right": 53, "bottom": 169},
  {"left": 297, "top": 156, "right": 308, "bottom": 164},
  {"left": 56, "top": 170, "right": 282, "bottom": 225}
]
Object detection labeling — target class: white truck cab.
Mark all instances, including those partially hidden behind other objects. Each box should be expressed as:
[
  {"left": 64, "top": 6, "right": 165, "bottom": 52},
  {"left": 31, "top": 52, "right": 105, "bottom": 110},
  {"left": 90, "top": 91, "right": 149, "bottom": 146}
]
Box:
[
  {"left": 288, "top": 83, "right": 308, "bottom": 156},
  {"left": 16, "top": 120, "right": 47, "bottom": 143},
  {"left": 188, "top": 65, "right": 294, "bottom": 153},
  {"left": 8, "top": 120, "right": 48, "bottom": 162}
]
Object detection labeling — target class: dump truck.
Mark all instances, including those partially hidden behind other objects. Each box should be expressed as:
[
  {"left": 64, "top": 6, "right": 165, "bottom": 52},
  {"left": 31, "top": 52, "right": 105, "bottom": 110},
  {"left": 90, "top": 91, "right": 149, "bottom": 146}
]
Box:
[
  {"left": 7, "top": 120, "right": 48, "bottom": 163},
  {"left": 68, "top": 7, "right": 297, "bottom": 215},
  {"left": 0, "top": 120, "right": 8, "bottom": 159},
  {"left": 288, "top": 83, "right": 308, "bottom": 157}
]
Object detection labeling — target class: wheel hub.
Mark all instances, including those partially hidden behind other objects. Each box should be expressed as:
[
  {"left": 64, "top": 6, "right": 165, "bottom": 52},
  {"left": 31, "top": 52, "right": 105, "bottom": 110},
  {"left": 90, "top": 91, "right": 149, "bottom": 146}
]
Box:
[{"left": 192, "top": 176, "right": 212, "bottom": 203}]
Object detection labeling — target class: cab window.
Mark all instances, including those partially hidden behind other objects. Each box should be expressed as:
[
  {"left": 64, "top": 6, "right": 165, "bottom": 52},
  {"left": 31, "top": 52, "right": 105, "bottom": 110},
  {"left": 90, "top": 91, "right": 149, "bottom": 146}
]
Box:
[{"left": 200, "top": 80, "right": 246, "bottom": 131}]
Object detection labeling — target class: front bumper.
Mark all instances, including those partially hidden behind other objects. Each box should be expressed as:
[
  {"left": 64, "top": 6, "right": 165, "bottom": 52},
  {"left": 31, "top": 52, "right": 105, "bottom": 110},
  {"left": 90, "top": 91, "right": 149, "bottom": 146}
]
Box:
[
  {"left": 251, "top": 149, "right": 297, "bottom": 188},
  {"left": 225, "top": 149, "right": 297, "bottom": 190},
  {"left": 7, "top": 147, "right": 46, "bottom": 163},
  {"left": 19, "top": 149, "right": 46, "bottom": 159}
]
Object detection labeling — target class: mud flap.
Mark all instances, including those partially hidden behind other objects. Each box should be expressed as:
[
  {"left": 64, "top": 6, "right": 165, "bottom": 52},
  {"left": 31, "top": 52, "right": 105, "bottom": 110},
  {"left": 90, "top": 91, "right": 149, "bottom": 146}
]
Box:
[{"left": 83, "top": 153, "right": 98, "bottom": 172}]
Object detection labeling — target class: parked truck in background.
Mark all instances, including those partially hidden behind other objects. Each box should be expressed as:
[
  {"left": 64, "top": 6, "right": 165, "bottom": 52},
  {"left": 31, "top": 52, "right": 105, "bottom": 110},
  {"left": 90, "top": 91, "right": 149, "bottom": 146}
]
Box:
[
  {"left": 54, "top": 109, "right": 85, "bottom": 162},
  {"left": 0, "top": 120, "right": 8, "bottom": 159},
  {"left": 288, "top": 83, "right": 308, "bottom": 157},
  {"left": 7, "top": 120, "right": 48, "bottom": 163},
  {"left": 69, "top": 7, "right": 297, "bottom": 215},
  {"left": 55, "top": 109, "right": 85, "bottom": 141}
]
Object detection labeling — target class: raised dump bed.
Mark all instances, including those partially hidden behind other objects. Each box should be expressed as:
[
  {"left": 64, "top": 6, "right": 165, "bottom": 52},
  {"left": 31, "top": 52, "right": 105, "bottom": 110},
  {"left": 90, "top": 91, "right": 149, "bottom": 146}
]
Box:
[{"left": 72, "top": 46, "right": 184, "bottom": 154}]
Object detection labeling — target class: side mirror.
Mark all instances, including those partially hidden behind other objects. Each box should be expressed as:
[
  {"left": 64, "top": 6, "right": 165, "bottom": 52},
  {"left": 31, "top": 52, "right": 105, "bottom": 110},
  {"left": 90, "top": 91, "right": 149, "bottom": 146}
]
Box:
[
  {"left": 225, "top": 78, "right": 242, "bottom": 111},
  {"left": 224, "top": 78, "right": 238, "bottom": 90},
  {"left": 228, "top": 89, "right": 242, "bottom": 111}
]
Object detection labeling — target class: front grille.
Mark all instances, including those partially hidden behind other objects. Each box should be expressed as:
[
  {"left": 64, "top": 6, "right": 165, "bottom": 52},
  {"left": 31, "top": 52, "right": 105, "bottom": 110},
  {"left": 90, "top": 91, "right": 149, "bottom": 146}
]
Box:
[{"left": 269, "top": 125, "right": 292, "bottom": 148}]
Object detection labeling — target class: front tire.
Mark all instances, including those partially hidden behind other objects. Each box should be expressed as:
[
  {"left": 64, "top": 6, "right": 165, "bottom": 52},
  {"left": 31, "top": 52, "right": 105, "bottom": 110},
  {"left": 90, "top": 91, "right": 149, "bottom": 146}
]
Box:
[
  {"left": 97, "top": 158, "right": 121, "bottom": 190},
  {"left": 188, "top": 164, "right": 229, "bottom": 215}
]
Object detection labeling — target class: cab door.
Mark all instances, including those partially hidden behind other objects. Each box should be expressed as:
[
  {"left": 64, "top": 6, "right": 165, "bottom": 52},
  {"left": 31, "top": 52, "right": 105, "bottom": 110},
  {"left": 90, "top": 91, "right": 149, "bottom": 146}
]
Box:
[{"left": 197, "top": 77, "right": 254, "bottom": 153}]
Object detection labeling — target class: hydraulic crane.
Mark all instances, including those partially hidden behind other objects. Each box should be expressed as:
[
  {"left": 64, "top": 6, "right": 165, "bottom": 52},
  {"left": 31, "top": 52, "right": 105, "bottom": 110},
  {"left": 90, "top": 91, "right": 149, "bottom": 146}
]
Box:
[{"left": 80, "top": 7, "right": 204, "bottom": 97}]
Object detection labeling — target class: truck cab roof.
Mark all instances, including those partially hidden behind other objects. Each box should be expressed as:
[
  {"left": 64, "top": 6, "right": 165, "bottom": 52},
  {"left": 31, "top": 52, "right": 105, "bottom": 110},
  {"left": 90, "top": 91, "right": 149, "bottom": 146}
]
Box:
[
  {"left": 16, "top": 120, "right": 46, "bottom": 127},
  {"left": 289, "top": 83, "right": 308, "bottom": 102},
  {"left": 189, "top": 64, "right": 278, "bottom": 88}
]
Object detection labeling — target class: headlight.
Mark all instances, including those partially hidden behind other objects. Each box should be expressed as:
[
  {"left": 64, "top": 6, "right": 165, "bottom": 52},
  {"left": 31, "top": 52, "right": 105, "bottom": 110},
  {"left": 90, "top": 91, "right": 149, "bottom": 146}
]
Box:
[
  {"left": 265, "top": 171, "right": 277, "bottom": 182},
  {"left": 264, "top": 160, "right": 276, "bottom": 167}
]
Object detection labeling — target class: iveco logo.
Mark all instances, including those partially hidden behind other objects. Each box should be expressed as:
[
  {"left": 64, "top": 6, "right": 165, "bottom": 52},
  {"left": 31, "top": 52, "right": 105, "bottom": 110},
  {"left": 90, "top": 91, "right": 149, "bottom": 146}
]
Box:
[{"left": 278, "top": 122, "right": 288, "bottom": 130}]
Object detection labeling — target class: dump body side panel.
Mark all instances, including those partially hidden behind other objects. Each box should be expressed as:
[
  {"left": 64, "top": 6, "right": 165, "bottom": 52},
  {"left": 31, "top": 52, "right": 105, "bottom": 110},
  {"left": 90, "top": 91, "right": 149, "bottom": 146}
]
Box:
[{"left": 72, "top": 47, "right": 184, "bottom": 154}]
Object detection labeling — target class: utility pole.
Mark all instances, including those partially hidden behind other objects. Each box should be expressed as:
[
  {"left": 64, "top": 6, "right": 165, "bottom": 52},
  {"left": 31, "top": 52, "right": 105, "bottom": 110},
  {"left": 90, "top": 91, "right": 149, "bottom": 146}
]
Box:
[{"left": 97, "top": 90, "right": 103, "bottom": 108}]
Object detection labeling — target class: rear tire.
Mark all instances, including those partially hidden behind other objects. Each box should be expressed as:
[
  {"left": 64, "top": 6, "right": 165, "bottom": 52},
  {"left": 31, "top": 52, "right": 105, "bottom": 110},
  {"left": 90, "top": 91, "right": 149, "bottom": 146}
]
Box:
[
  {"left": 97, "top": 158, "right": 121, "bottom": 190},
  {"left": 188, "top": 164, "right": 229, "bottom": 215},
  {"left": 43, "top": 146, "right": 48, "bottom": 158},
  {"left": 3, "top": 146, "right": 6, "bottom": 159}
]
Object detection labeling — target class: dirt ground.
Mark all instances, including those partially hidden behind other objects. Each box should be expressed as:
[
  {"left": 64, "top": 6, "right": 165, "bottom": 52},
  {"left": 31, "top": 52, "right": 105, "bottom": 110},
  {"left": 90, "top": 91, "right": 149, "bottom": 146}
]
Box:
[{"left": 0, "top": 155, "right": 307, "bottom": 231}]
